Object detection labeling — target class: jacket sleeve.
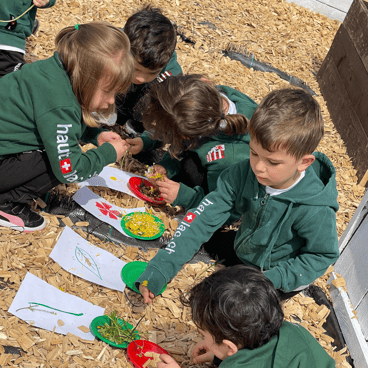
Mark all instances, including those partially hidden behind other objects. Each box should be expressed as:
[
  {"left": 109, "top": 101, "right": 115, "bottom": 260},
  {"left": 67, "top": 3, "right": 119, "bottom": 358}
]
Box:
[
  {"left": 158, "top": 151, "right": 181, "bottom": 178},
  {"left": 36, "top": 107, "right": 117, "bottom": 184},
  {"left": 135, "top": 168, "right": 237, "bottom": 295},
  {"left": 172, "top": 183, "right": 206, "bottom": 209},
  {"left": 264, "top": 206, "right": 339, "bottom": 291},
  {"left": 81, "top": 126, "right": 106, "bottom": 147},
  {"left": 140, "top": 131, "right": 160, "bottom": 151}
]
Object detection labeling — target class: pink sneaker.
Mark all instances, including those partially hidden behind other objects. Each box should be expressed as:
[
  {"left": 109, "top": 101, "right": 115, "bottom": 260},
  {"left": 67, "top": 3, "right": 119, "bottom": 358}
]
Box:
[{"left": 0, "top": 202, "right": 46, "bottom": 233}]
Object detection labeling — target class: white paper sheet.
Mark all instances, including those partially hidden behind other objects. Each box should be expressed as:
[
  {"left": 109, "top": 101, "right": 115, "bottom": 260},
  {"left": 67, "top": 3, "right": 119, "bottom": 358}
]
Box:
[
  {"left": 78, "top": 166, "right": 144, "bottom": 199},
  {"left": 8, "top": 273, "right": 104, "bottom": 340},
  {"left": 50, "top": 226, "right": 127, "bottom": 292},
  {"left": 73, "top": 186, "right": 146, "bottom": 238}
]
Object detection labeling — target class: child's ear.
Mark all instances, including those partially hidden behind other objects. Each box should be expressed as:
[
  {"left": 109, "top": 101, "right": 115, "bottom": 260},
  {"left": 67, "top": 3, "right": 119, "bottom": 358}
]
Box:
[
  {"left": 222, "top": 340, "right": 238, "bottom": 357},
  {"left": 298, "top": 154, "right": 315, "bottom": 172}
]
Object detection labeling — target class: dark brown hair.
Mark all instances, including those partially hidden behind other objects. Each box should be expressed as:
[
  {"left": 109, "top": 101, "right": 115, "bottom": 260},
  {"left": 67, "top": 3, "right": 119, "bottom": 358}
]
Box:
[
  {"left": 124, "top": 5, "right": 177, "bottom": 70},
  {"left": 181, "top": 265, "right": 284, "bottom": 349},
  {"left": 249, "top": 88, "right": 324, "bottom": 159},
  {"left": 55, "top": 22, "right": 134, "bottom": 127},
  {"left": 142, "top": 74, "right": 249, "bottom": 158}
]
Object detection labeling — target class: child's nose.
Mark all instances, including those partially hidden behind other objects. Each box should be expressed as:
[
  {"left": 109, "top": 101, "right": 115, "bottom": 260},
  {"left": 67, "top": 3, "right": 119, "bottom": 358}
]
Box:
[{"left": 255, "top": 160, "right": 266, "bottom": 172}]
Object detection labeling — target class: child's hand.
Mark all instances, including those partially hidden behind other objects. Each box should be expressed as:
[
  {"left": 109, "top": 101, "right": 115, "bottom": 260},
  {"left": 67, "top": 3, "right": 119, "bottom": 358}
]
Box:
[
  {"left": 109, "top": 140, "right": 130, "bottom": 161},
  {"left": 146, "top": 165, "right": 167, "bottom": 187},
  {"left": 156, "top": 354, "right": 180, "bottom": 368},
  {"left": 126, "top": 138, "right": 144, "bottom": 155},
  {"left": 153, "top": 164, "right": 167, "bottom": 176},
  {"left": 156, "top": 177, "right": 180, "bottom": 204},
  {"left": 192, "top": 341, "right": 214, "bottom": 364},
  {"left": 139, "top": 284, "right": 155, "bottom": 304},
  {"left": 33, "top": 0, "right": 49, "bottom": 7},
  {"left": 97, "top": 131, "right": 122, "bottom": 146}
]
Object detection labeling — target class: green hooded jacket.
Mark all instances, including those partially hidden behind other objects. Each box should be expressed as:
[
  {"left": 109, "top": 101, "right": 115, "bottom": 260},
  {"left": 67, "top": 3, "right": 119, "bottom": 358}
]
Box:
[
  {"left": 219, "top": 322, "right": 335, "bottom": 368},
  {"left": 136, "top": 152, "right": 339, "bottom": 294},
  {"left": 0, "top": 0, "right": 56, "bottom": 50},
  {"left": 141, "top": 85, "right": 258, "bottom": 217},
  {"left": 0, "top": 52, "right": 117, "bottom": 183}
]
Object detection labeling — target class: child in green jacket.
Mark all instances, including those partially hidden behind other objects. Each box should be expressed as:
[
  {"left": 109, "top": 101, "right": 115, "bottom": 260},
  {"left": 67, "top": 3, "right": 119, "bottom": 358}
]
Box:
[
  {"left": 0, "top": 0, "right": 56, "bottom": 78},
  {"left": 157, "top": 265, "right": 335, "bottom": 368},
  {"left": 127, "top": 74, "right": 258, "bottom": 215},
  {"left": 137, "top": 88, "right": 339, "bottom": 302},
  {"left": 115, "top": 5, "right": 182, "bottom": 134},
  {"left": 0, "top": 22, "right": 133, "bottom": 232}
]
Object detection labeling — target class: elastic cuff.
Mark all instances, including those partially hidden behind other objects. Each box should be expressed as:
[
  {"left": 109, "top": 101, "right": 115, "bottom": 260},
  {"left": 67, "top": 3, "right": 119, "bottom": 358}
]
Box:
[
  {"left": 135, "top": 266, "right": 168, "bottom": 296},
  {"left": 263, "top": 267, "right": 282, "bottom": 290}
]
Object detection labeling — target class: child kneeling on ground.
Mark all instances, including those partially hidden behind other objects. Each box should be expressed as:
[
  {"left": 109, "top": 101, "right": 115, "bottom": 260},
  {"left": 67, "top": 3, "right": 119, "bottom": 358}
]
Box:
[
  {"left": 137, "top": 88, "right": 339, "bottom": 302},
  {"left": 157, "top": 265, "right": 335, "bottom": 368}
]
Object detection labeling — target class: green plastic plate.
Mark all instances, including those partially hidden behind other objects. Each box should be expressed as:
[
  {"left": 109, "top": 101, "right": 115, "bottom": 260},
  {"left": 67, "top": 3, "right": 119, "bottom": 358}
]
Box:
[
  {"left": 121, "top": 212, "right": 165, "bottom": 240},
  {"left": 121, "top": 261, "right": 167, "bottom": 294},
  {"left": 90, "top": 315, "right": 139, "bottom": 348}
]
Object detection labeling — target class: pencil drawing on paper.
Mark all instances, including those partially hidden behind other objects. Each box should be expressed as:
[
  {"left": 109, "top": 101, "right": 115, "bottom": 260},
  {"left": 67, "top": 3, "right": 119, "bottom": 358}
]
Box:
[{"left": 75, "top": 246, "right": 102, "bottom": 280}]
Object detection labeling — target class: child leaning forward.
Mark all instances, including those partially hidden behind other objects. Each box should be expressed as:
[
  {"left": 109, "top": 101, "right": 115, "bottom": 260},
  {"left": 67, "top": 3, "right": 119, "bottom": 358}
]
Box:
[
  {"left": 157, "top": 265, "right": 336, "bottom": 368},
  {"left": 137, "top": 88, "right": 340, "bottom": 302},
  {"left": 127, "top": 74, "right": 258, "bottom": 213}
]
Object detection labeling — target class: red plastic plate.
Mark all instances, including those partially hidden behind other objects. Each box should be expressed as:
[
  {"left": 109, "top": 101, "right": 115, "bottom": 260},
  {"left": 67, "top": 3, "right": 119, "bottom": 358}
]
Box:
[
  {"left": 127, "top": 340, "right": 168, "bottom": 368},
  {"left": 128, "top": 177, "right": 165, "bottom": 205}
]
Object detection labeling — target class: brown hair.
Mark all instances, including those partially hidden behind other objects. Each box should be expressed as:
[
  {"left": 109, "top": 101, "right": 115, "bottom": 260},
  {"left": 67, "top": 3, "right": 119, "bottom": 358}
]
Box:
[
  {"left": 249, "top": 88, "right": 323, "bottom": 159},
  {"left": 142, "top": 74, "right": 249, "bottom": 158},
  {"left": 124, "top": 5, "right": 177, "bottom": 70},
  {"left": 55, "top": 22, "right": 134, "bottom": 127}
]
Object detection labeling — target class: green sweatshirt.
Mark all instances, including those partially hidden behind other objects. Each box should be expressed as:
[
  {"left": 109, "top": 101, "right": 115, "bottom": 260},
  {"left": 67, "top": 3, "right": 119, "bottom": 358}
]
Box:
[
  {"left": 136, "top": 152, "right": 339, "bottom": 294},
  {"left": 0, "top": 52, "right": 117, "bottom": 183},
  {"left": 0, "top": 0, "right": 56, "bottom": 51},
  {"left": 141, "top": 85, "right": 258, "bottom": 217},
  {"left": 220, "top": 322, "right": 335, "bottom": 368}
]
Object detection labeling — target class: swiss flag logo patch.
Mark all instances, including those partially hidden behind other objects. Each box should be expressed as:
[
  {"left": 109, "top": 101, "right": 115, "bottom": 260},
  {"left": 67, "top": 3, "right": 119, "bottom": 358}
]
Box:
[
  {"left": 60, "top": 158, "right": 72, "bottom": 174},
  {"left": 184, "top": 212, "right": 196, "bottom": 223}
]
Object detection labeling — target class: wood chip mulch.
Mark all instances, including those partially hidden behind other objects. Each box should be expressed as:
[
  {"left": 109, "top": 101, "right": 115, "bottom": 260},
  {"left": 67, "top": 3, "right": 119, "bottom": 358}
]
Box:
[{"left": 0, "top": 0, "right": 365, "bottom": 367}]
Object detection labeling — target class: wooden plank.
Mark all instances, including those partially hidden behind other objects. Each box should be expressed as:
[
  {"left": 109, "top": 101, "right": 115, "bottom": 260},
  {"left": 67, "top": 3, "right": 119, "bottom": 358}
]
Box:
[
  {"left": 286, "top": 0, "right": 350, "bottom": 21},
  {"left": 317, "top": 53, "right": 368, "bottom": 183},
  {"left": 328, "top": 25, "right": 368, "bottom": 138},
  {"left": 343, "top": 0, "right": 368, "bottom": 71},
  {"left": 329, "top": 272, "right": 368, "bottom": 368},
  {"left": 334, "top": 218, "right": 368, "bottom": 308}
]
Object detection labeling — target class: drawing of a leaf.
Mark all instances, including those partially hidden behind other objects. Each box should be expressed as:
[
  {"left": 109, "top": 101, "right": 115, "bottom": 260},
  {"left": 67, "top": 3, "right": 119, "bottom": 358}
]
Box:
[{"left": 75, "top": 246, "right": 102, "bottom": 280}]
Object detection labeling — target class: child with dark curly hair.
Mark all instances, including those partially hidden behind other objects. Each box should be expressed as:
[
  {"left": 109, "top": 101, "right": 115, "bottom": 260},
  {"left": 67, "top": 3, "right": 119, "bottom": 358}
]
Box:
[{"left": 157, "top": 265, "right": 335, "bottom": 368}]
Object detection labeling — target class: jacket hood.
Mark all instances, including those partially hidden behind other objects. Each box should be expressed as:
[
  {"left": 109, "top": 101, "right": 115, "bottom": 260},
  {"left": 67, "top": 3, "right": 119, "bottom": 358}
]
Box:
[
  {"left": 254, "top": 152, "right": 339, "bottom": 211},
  {"left": 219, "top": 322, "right": 335, "bottom": 368}
]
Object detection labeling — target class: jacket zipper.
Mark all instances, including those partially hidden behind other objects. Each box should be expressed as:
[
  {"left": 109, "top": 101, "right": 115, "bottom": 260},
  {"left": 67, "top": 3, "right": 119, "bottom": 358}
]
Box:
[{"left": 239, "top": 193, "right": 270, "bottom": 248}]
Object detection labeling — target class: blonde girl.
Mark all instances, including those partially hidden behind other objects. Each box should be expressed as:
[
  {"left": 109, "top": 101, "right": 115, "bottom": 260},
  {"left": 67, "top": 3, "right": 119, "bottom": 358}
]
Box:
[{"left": 0, "top": 22, "right": 134, "bottom": 232}]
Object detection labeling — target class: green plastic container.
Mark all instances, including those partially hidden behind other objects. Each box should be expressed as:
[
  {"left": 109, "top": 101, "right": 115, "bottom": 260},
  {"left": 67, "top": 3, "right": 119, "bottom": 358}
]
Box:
[
  {"left": 90, "top": 315, "right": 139, "bottom": 348},
  {"left": 121, "top": 261, "right": 167, "bottom": 294},
  {"left": 121, "top": 212, "right": 165, "bottom": 240}
]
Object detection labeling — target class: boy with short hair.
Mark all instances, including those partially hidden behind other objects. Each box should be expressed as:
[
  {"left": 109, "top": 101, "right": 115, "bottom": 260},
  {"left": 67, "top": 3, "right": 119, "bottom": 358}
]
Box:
[
  {"left": 157, "top": 265, "right": 336, "bottom": 368},
  {"left": 137, "top": 88, "right": 340, "bottom": 302},
  {"left": 116, "top": 5, "right": 182, "bottom": 134}
]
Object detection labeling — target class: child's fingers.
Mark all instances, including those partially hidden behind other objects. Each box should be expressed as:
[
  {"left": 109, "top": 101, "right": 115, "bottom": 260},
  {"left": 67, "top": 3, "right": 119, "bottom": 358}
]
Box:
[
  {"left": 139, "top": 284, "right": 154, "bottom": 304},
  {"left": 153, "top": 165, "right": 167, "bottom": 175},
  {"left": 192, "top": 351, "right": 214, "bottom": 364},
  {"left": 156, "top": 354, "right": 180, "bottom": 368},
  {"left": 159, "top": 354, "right": 175, "bottom": 364}
]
